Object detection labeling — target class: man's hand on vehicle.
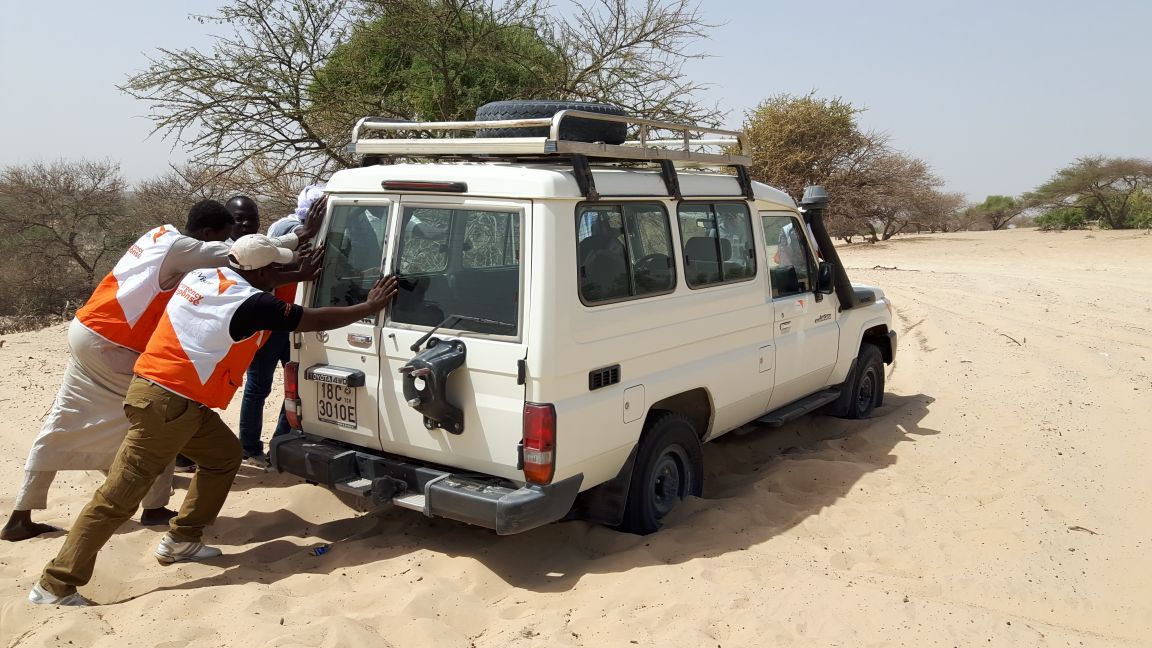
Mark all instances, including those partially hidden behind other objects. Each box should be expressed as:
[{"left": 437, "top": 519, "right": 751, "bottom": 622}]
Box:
[
  {"left": 365, "top": 274, "right": 400, "bottom": 313},
  {"left": 296, "top": 245, "right": 325, "bottom": 282},
  {"left": 296, "top": 195, "right": 328, "bottom": 243}
]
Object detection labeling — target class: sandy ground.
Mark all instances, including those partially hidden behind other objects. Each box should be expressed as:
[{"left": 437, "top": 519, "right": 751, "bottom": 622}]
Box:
[{"left": 1, "top": 228, "right": 1150, "bottom": 647}]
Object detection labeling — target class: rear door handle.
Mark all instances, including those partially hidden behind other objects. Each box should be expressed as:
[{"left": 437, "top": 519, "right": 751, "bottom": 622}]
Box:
[{"left": 347, "top": 333, "right": 373, "bottom": 348}]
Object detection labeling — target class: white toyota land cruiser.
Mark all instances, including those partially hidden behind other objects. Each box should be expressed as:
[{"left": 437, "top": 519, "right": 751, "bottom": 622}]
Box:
[{"left": 271, "top": 100, "right": 896, "bottom": 535}]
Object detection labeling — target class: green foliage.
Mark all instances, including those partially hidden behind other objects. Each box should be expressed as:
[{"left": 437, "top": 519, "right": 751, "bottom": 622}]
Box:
[
  {"left": 1026, "top": 156, "right": 1152, "bottom": 229},
  {"left": 1034, "top": 207, "right": 1087, "bottom": 231},
  {"left": 310, "top": 0, "right": 564, "bottom": 129},
  {"left": 1131, "top": 190, "right": 1152, "bottom": 229},
  {"left": 969, "top": 195, "right": 1026, "bottom": 230},
  {"left": 742, "top": 93, "right": 866, "bottom": 200},
  {"left": 122, "top": 0, "right": 720, "bottom": 179}
]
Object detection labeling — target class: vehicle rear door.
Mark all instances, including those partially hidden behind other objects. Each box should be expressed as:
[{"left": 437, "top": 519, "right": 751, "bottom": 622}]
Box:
[
  {"left": 378, "top": 196, "right": 529, "bottom": 481},
  {"left": 296, "top": 197, "right": 393, "bottom": 450}
]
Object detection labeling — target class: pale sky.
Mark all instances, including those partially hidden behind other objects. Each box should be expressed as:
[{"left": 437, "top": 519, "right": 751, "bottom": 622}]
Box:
[{"left": 1, "top": 0, "right": 1148, "bottom": 201}]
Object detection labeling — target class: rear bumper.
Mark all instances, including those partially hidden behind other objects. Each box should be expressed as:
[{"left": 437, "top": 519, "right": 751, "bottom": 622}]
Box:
[{"left": 270, "top": 432, "right": 582, "bottom": 535}]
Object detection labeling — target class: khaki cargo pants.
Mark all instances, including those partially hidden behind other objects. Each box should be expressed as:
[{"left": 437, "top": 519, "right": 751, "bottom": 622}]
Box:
[{"left": 40, "top": 377, "right": 242, "bottom": 596}]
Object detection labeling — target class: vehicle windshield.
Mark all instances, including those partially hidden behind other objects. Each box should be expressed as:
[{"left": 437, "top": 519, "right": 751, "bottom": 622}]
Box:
[{"left": 389, "top": 206, "right": 521, "bottom": 336}]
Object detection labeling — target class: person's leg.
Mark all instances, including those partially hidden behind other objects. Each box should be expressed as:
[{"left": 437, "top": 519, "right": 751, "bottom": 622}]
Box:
[
  {"left": 96, "top": 461, "right": 177, "bottom": 526},
  {"left": 238, "top": 339, "right": 278, "bottom": 457},
  {"left": 16, "top": 321, "right": 137, "bottom": 539},
  {"left": 167, "top": 409, "right": 242, "bottom": 543},
  {"left": 271, "top": 406, "right": 291, "bottom": 438},
  {"left": 270, "top": 330, "right": 293, "bottom": 438},
  {"left": 39, "top": 379, "right": 197, "bottom": 597},
  {"left": 139, "top": 459, "right": 178, "bottom": 526},
  {"left": 2, "top": 471, "right": 59, "bottom": 541}
]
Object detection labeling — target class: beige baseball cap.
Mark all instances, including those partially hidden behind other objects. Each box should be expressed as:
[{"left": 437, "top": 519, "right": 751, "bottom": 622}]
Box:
[{"left": 228, "top": 234, "right": 295, "bottom": 270}]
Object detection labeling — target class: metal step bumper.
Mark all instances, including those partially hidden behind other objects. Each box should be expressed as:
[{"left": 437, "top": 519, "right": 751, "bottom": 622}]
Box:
[{"left": 270, "top": 432, "right": 582, "bottom": 535}]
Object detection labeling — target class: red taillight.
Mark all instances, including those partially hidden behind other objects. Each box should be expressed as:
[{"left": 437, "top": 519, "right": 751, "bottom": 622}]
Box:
[
  {"left": 284, "top": 361, "right": 302, "bottom": 430},
  {"left": 522, "top": 403, "right": 556, "bottom": 485}
]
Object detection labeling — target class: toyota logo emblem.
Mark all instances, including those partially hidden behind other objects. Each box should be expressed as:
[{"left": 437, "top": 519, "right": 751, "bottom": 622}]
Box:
[{"left": 316, "top": 331, "right": 329, "bottom": 343}]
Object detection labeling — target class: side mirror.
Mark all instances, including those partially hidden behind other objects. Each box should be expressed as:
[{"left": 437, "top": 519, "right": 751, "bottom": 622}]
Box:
[{"left": 817, "top": 261, "right": 835, "bottom": 294}]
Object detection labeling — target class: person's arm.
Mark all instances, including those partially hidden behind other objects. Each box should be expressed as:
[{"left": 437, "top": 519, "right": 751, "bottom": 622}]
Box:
[
  {"left": 270, "top": 231, "right": 300, "bottom": 251},
  {"left": 296, "top": 275, "right": 398, "bottom": 332},
  {"left": 230, "top": 275, "right": 397, "bottom": 340},
  {"left": 159, "top": 237, "right": 232, "bottom": 289},
  {"left": 291, "top": 195, "right": 328, "bottom": 245},
  {"left": 273, "top": 245, "right": 324, "bottom": 285}
]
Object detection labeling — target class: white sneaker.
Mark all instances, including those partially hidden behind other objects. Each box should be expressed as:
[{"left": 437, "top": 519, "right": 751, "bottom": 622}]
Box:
[
  {"left": 241, "top": 453, "right": 271, "bottom": 470},
  {"left": 154, "top": 533, "right": 222, "bottom": 565},
  {"left": 28, "top": 582, "right": 94, "bottom": 607}
]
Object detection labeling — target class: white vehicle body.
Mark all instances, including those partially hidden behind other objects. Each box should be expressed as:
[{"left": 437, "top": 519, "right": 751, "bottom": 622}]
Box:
[{"left": 272, "top": 109, "right": 896, "bottom": 535}]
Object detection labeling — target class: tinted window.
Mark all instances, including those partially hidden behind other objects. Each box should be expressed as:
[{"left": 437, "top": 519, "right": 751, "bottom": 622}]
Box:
[
  {"left": 313, "top": 203, "right": 389, "bottom": 309},
  {"left": 391, "top": 207, "right": 520, "bottom": 336},
  {"left": 577, "top": 203, "right": 675, "bottom": 304},
  {"left": 761, "top": 214, "right": 813, "bottom": 298},
  {"left": 677, "top": 202, "right": 756, "bottom": 288}
]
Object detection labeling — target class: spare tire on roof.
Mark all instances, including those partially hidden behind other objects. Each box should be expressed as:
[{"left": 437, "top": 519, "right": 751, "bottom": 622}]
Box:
[{"left": 475, "top": 100, "right": 628, "bottom": 144}]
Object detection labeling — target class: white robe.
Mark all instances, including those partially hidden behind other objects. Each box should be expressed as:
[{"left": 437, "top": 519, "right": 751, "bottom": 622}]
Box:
[{"left": 24, "top": 319, "right": 141, "bottom": 471}]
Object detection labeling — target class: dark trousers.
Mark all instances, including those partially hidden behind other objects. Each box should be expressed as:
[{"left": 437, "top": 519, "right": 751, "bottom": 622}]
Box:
[{"left": 238, "top": 330, "right": 291, "bottom": 456}]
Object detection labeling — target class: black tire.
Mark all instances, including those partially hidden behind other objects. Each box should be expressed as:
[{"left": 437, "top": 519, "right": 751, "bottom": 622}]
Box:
[
  {"left": 843, "top": 343, "right": 885, "bottom": 419},
  {"left": 475, "top": 100, "right": 628, "bottom": 144},
  {"left": 616, "top": 412, "right": 704, "bottom": 535}
]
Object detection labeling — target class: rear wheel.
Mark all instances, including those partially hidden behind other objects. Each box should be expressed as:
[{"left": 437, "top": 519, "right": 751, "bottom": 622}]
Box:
[
  {"left": 617, "top": 412, "right": 703, "bottom": 535},
  {"left": 843, "top": 343, "right": 885, "bottom": 419}
]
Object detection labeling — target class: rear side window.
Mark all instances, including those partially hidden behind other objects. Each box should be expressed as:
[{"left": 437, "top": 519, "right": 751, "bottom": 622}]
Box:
[
  {"left": 577, "top": 203, "right": 676, "bottom": 305},
  {"left": 677, "top": 202, "right": 756, "bottom": 288},
  {"left": 313, "top": 203, "right": 389, "bottom": 309}
]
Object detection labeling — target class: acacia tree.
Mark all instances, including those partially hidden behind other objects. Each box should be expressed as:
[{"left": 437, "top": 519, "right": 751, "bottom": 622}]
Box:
[
  {"left": 849, "top": 152, "right": 952, "bottom": 242},
  {"left": 122, "top": 0, "right": 355, "bottom": 184},
  {"left": 0, "top": 160, "right": 137, "bottom": 322},
  {"left": 308, "top": 0, "right": 566, "bottom": 149},
  {"left": 742, "top": 93, "right": 957, "bottom": 242},
  {"left": 1026, "top": 156, "right": 1152, "bottom": 229},
  {"left": 547, "top": 0, "right": 719, "bottom": 126},
  {"left": 122, "top": 0, "right": 719, "bottom": 181},
  {"left": 742, "top": 93, "right": 870, "bottom": 201},
  {"left": 131, "top": 161, "right": 302, "bottom": 228},
  {"left": 0, "top": 160, "right": 131, "bottom": 290},
  {"left": 966, "top": 195, "right": 1026, "bottom": 230},
  {"left": 903, "top": 190, "right": 965, "bottom": 233}
]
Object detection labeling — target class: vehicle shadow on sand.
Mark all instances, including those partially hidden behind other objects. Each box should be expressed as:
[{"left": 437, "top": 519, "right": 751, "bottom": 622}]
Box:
[{"left": 120, "top": 392, "right": 937, "bottom": 602}]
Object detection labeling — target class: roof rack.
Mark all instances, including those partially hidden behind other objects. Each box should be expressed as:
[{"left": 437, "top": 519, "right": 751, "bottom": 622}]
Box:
[
  {"left": 349, "top": 110, "right": 755, "bottom": 200},
  {"left": 350, "top": 110, "right": 751, "bottom": 167}
]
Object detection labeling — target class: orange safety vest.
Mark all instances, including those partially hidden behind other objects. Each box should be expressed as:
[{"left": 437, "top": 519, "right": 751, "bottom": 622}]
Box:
[
  {"left": 75, "top": 225, "right": 183, "bottom": 352},
  {"left": 134, "top": 267, "right": 266, "bottom": 409}
]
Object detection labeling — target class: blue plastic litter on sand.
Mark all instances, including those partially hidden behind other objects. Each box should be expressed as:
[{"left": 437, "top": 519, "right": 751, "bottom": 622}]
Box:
[{"left": 309, "top": 544, "right": 331, "bottom": 556}]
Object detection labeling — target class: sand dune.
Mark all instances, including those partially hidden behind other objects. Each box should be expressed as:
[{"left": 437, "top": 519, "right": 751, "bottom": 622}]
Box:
[{"left": 1, "top": 228, "right": 1150, "bottom": 647}]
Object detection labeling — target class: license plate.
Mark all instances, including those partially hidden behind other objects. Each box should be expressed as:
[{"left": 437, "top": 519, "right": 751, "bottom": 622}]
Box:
[{"left": 317, "top": 383, "right": 357, "bottom": 429}]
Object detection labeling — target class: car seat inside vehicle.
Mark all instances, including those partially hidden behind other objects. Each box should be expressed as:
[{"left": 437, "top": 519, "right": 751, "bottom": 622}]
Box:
[
  {"left": 579, "top": 216, "right": 629, "bottom": 301},
  {"left": 684, "top": 236, "right": 728, "bottom": 284}
]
